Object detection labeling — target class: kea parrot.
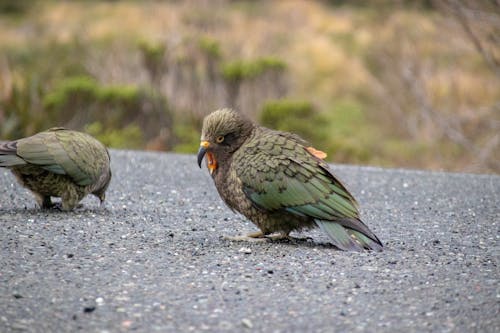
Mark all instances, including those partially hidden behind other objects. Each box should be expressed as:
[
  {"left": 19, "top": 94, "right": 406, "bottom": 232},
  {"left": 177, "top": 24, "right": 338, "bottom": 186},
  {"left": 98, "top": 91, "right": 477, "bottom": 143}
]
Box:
[
  {"left": 0, "top": 127, "right": 112, "bottom": 211},
  {"left": 197, "top": 108, "right": 382, "bottom": 251}
]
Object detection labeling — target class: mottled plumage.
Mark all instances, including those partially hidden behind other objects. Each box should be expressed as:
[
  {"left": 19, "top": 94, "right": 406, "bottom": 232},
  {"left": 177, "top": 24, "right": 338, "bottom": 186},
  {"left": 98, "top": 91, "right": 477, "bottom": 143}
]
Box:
[
  {"left": 0, "top": 128, "right": 111, "bottom": 210},
  {"left": 198, "top": 108, "right": 382, "bottom": 251}
]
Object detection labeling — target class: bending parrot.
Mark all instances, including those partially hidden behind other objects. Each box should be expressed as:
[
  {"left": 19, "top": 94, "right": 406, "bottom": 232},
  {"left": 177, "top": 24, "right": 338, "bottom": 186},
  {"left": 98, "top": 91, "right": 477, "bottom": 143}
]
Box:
[{"left": 0, "top": 128, "right": 111, "bottom": 211}]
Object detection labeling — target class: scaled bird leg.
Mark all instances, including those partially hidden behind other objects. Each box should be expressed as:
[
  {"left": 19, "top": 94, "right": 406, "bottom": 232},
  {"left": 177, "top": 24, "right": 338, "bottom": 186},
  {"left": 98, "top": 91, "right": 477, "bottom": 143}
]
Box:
[
  {"left": 35, "top": 194, "right": 54, "bottom": 209},
  {"left": 265, "top": 232, "right": 291, "bottom": 241},
  {"left": 223, "top": 231, "right": 269, "bottom": 242}
]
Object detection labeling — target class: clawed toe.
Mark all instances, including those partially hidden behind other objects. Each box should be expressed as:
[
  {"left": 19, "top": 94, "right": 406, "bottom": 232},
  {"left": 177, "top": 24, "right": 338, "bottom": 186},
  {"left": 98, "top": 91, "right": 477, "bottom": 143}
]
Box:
[
  {"left": 50, "top": 202, "right": 63, "bottom": 211},
  {"left": 265, "top": 233, "right": 292, "bottom": 241},
  {"left": 49, "top": 202, "right": 82, "bottom": 211},
  {"left": 223, "top": 231, "right": 292, "bottom": 243},
  {"left": 223, "top": 234, "right": 270, "bottom": 243}
]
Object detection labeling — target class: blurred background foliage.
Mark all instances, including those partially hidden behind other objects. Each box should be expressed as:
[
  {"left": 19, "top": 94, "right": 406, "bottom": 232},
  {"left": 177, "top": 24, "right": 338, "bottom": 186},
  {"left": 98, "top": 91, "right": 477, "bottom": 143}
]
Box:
[{"left": 0, "top": 0, "right": 498, "bottom": 173}]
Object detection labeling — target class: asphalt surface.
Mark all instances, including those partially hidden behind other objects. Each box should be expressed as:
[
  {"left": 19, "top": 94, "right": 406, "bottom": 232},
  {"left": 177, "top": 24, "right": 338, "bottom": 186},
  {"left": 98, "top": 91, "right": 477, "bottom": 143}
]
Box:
[{"left": 0, "top": 150, "right": 498, "bottom": 332}]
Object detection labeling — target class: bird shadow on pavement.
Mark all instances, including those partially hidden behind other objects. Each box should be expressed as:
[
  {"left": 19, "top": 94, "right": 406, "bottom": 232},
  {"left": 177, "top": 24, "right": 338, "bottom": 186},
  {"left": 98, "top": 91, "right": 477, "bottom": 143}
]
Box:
[
  {"left": 220, "top": 235, "right": 341, "bottom": 250},
  {"left": 268, "top": 237, "right": 341, "bottom": 250},
  {"left": 0, "top": 205, "right": 110, "bottom": 215}
]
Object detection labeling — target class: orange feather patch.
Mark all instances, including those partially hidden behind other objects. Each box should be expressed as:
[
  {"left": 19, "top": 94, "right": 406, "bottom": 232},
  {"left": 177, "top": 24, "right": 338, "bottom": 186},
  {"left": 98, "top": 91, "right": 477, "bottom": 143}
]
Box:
[{"left": 306, "top": 146, "right": 327, "bottom": 160}]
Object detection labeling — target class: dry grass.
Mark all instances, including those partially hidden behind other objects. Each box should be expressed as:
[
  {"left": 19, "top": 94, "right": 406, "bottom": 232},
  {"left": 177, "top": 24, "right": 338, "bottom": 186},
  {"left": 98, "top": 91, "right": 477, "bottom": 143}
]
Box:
[{"left": 0, "top": 0, "right": 498, "bottom": 173}]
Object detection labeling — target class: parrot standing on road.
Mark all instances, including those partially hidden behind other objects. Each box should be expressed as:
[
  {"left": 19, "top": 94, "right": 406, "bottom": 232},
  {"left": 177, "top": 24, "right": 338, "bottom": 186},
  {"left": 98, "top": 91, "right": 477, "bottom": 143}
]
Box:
[
  {"left": 0, "top": 127, "right": 112, "bottom": 211},
  {"left": 197, "top": 108, "right": 382, "bottom": 251}
]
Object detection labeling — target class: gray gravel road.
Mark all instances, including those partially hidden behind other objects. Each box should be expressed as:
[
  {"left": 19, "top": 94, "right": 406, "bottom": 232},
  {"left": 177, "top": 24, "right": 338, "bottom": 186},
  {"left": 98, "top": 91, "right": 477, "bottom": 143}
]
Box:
[{"left": 1, "top": 150, "right": 499, "bottom": 332}]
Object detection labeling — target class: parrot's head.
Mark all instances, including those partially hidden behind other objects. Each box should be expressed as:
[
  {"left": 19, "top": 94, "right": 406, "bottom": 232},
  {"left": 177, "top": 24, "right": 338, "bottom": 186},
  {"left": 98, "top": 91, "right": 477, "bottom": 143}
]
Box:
[{"left": 198, "top": 108, "right": 254, "bottom": 175}]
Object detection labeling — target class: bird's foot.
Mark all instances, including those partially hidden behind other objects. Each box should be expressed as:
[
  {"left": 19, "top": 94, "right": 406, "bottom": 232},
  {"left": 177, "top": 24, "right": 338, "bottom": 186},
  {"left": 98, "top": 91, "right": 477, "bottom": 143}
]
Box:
[
  {"left": 223, "top": 231, "right": 269, "bottom": 243},
  {"left": 51, "top": 202, "right": 82, "bottom": 211},
  {"left": 266, "top": 233, "right": 294, "bottom": 241},
  {"left": 223, "top": 231, "right": 292, "bottom": 243},
  {"left": 40, "top": 202, "right": 56, "bottom": 210},
  {"left": 37, "top": 196, "right": 54, "bottom": 209},
  {"left": 74, "top": 203, "right": 84, "bottom": 210},
  {"left": 51, "top": 202, "right": 64, "bottom": 211}
]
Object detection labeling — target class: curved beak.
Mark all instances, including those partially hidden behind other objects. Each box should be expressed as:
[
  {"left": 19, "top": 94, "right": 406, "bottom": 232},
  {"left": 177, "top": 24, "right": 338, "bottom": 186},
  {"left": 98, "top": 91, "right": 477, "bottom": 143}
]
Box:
[{"left": 197, "top": 141, "right": 210, "bottom": 168}]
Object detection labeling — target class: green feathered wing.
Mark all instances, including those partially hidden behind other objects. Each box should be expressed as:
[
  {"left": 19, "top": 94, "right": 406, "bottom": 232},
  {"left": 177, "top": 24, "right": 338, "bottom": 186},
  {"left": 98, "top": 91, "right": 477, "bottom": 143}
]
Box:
[
  {"left": 14, "top": 128, "right": 108, "bottom": 186},
  {"left": 235, "top": 130, "right": 383, "bottom": 251}
]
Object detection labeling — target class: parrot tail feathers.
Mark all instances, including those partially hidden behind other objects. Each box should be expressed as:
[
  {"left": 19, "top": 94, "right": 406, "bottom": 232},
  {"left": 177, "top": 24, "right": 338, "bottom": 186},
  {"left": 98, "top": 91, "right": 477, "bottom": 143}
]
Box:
[
  {"left": 315, "top": 220, "right": 365, "bottom": 251},
  {"left": 349, "top": 230, "right": 383, "bottom": 252},
  {"left": 315, "top": 220, "right": 383, "bottom": 252},
  {"left": 0, "top": 141, "right": 25, "bottom": 167}
]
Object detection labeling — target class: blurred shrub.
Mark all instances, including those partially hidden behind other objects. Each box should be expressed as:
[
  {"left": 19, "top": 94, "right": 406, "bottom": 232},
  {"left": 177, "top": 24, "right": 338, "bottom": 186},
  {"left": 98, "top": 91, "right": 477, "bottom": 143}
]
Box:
[
  {"left": 0, "top": 0, "right": 34, "bottom": 14},
  {"left": 259, "top": 99, "right": 327, "bottom": 144},
  {"left": 0, "top": 74, "right": 45, "bottom": 139},
  {"left": 171, "top": 115, "right": 202, "bottom": 153},
  {"left": 324, "top": 100, "right": 375, "bottom": 163},
  {"left": 221, "top": 57, "right": 286, "bottom": 81},
  {"left": 223, "top": 57, "right": 287, "bottom": 108},
  {"left": 198, "top": 36, "right": 222, "bottom": 59},
  {"left": 43, "top": 76, "right": 98, "bottom": 122},
  {"left": 6, "top": 39, "right": 88, "bottom": 84},
  {"left": 42, "top": 75, "right": 173, "bottom": 149},
  {"left": 260, "top": 99, "right": 378, "bottom": 164},
  {"left": 85, "top": 122, "right": 144, "bottom": 149},
  {"left": 138, "top": 40, "right": 166, "bottom": 85},
  {"left": 0, "top": 38, "right": 92, "bottom": 139}
]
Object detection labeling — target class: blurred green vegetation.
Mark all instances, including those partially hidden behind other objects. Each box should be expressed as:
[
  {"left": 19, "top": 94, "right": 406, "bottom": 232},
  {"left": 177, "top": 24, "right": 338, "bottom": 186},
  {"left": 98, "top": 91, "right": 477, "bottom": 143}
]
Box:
[
  {"left": 42, "top": 76, "right": 171, "bottom": 149},
  {"left": 198, "top": 36, "right": 222, "bottom": 59},
  {"left": 260, "top": 99, "right": 327, "bottom": 143},
  {"left": 138, "top": 40, "right": 166, "bottom": 85},
  {"left": 0, "top": 0, "right": 32, "bottom": 15},
  {"left": 260, "top": 99, "right": 384, "bottom": 164},
  {"left": 171, "top": 115, "right": 202, "bottom": 154},
  {"left": 0, "top": 0, "right": 498, "bottom": 173},
  {"left": 322, "top": 100, "right": 375, "bottom": 164},
  {"left": 221, "top": 57, "right": 287, "bottom": 81},
  {"left": 85, "top": 122, "right": 144, "bottom": 149}
]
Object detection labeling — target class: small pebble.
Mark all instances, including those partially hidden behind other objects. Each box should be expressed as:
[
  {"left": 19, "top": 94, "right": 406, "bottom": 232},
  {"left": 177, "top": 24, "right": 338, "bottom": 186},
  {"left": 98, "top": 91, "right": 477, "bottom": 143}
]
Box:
[
  {"left": 83, "top": 306, "right": 96, "bottom": 313},
  {"left": 241, "top": 318, "right": 253, "bottom": 328}
]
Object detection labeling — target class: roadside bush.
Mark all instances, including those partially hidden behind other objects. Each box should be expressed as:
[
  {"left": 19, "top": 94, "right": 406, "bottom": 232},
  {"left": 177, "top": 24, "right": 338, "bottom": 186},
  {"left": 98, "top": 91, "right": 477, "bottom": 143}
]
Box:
[
  {"left": 43, "top": 76, "right": 173, "bottom": 149},
  {"left": 85, "top": 122, "right": 144, "bottom": 149},
  {"left": 259, "top": 99, "right": 327, "bottom": 144}
]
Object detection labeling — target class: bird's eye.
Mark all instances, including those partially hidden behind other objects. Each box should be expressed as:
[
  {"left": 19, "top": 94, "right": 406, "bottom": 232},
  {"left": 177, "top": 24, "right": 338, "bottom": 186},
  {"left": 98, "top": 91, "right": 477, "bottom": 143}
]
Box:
[{"left": 216, "top": 136, "right": 224, "bottom": 143}]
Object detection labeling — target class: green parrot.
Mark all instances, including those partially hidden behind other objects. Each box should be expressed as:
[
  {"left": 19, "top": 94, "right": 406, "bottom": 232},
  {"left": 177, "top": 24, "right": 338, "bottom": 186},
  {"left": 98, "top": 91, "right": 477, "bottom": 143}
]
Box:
[
  {"left": 197, "top": 108, "right": 382, "bottom": 251},
  {"left": 0, "top": 127, "right": 112, "bottom": 211}
]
